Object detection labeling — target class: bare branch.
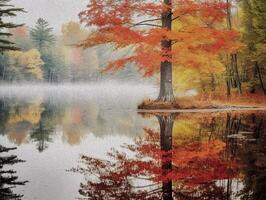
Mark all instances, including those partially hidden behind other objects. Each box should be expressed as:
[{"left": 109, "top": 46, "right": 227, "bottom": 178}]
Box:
[
  {"left": 133, "top": 18, "right": 161, "bottom": 25},
  {"left": 131, "top": 23, "right": 161, "bottom": 28},
  {"left": 131, "top": 18, "right": 162, "bottom": 28},
  {"left": 171, "top": 12, "right": 188, "bottom": 21},
  {"left": 171, "top": 40, "right": 178, "bottom": 46}
]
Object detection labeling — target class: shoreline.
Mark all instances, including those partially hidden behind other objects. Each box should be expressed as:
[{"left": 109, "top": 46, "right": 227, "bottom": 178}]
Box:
[{"left": 138, "top": 106, "right": 266, "bottom": 113}]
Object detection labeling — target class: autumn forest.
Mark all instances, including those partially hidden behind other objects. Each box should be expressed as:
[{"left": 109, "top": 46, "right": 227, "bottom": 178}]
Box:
[
  {"left": 0, "top": 0, "right": 265, "bottom": 107},
  {"left": 0, "top": 0, "right": 265, "bottom": 200}
]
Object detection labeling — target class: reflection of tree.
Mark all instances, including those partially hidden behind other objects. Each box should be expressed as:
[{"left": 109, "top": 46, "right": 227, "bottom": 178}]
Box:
[
  {"left": 0, "top": 145, "right": 28, "bottom": 200},
  {"left": 73, "top": 114, "right": 240, "bottom": 200},
  {"left": 226, "top": 113, "right": 266, "bottom": 200},
  {"left": 2, "top": 98, "right": 150, "bottom": 147},
  {"left": 0, "top": 100, "right": 10, "bottom": 134},
  {"left": 30, "top": 102, "right": 60, "bottom": 152},
  {"left": 0, "top": 99, "right": 42, "bottom": 145},
  {"left": 31, "top": 123, "right": 53, "bottom": 152}
]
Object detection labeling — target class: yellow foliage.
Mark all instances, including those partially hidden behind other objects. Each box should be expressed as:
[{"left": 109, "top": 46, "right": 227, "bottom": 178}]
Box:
[
  {"left": 172, "top": 119, "right": 200, "bottom": 141},
  {"left": 7, "top": 49, "right": 44, "bottom": 80},
  {"left": 61, "top": 21, "right": 88, "bottom": 45},
  {"left": 8, "top": 101, "right": 42, "bottom": 125},
  {"left": 172, "top": 16, "right": 225, "bottom": 93},
  {"left": 173, "top": 66, "right": 200, "bottom": 92}
]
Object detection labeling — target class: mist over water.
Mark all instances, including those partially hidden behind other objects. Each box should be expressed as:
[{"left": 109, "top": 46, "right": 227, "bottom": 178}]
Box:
[
  {"left": 0, "top": 81, "right": 159, "bottom": 200},
  {"left": 0, "top": 81, "right": 157, "bottom": 109}
]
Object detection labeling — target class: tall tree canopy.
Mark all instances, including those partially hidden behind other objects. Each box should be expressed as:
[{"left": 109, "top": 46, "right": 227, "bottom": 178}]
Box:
[
  {"left": 0, "top": 0, "right": 24, "bottom": 52},
  {"left": 240, "top": 0, "right": 266, "bottom": 95},
  {"left": 252, "top": 0, "right": 266, "bottom": 65},
  {"left": 30, "top": 18, "right": 55, "bottom": 50},
  {"left": 79, "top": 0, "right": 241, "bottom": 102}
]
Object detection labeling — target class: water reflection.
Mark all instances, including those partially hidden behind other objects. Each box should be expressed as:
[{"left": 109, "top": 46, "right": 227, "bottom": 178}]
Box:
[
  {"left": 73, "top": 112, "right": 266, "bottom": 200},
  {"left": 0, "top": 145, "right": 28, "bottom": 200},
  {"left": 30, "top": 102, "right": 64, "bottom": 152},
  {"left": 0, "top": 85, "right": 156, "bottom": 200},
  {"left": 0, "top": 98, "right": 148, "bottom": 148},
  {"left": 1, "top": 95, "right": 265, "bottom": 200}
]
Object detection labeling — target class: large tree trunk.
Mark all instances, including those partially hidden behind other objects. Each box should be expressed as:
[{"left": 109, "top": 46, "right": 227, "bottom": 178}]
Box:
[
  {"left": 226, "top": 54, "right": 232, "bottom": 97},
  {"left": 226, "top": 0, "right": 242, "bottom": 96},
  {"left": 232, "top": 54, "right": 242, "bottom": 95},
  {"left": 158, "top": 115, "right": 174, "bottom": 200},
  {"left": 255, "top": 61, "right": 266, "bottom": 96},
  {"left": 157, "top": 0, "right": 175, "bottom": 102}
]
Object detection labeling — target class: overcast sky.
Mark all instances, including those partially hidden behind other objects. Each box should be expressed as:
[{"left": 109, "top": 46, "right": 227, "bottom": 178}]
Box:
[{"left": 11, "top": 0, "right": 88, "bottom": 34}]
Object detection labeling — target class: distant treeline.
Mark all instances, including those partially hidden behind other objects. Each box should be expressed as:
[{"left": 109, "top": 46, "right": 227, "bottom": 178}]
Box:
[{"left": 0, "top": 19, "right": 142, "bottom": 83}]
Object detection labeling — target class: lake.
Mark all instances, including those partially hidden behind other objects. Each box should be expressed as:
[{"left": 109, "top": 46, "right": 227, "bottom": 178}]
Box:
[{"left": 0, "top": 84, "right": 265, "bottom": 200}]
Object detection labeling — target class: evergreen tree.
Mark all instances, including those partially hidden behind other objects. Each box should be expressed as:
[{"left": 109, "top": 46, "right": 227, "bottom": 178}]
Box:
[
  {"left": 0, "top": 0, "right": 24, "bottom": 52},
  {"left": 30, "top": 18, "right": 55, "bottom": 50},
  {"left": 30, "top": 103, "right": 57, "bottom": 152},
  {"left": 0, "top": 145, "right": 28, "bottom": 199}
]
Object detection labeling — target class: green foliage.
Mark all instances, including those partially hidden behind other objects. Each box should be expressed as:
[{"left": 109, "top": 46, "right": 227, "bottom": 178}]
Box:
[
  {"left": 41, "top": 48, "right": 70, "bottom": 82},
  {"left": 0, "top": 0, "right": 24, "bottom": 52},
  {"left": 238, "top": 0, "right": 266, "bottom": 94},
  {"left": 0, "top": 53, "right": 8, "bottom": 80},
  {"left": 30, "top": 18, "right": 55, "bottom": 50},
  {"left": 252, "top": 0, "right": 266, "bottom": 64},
  {"left": 0, "top": 99, "right": 9, "bottom": 133},
  {"left": 0, "top": 144, "right": 28, "bottom": 199},
  {"left": 240, "top": 0, "right": 266, "bottom": 62},
  {"left": 240, "top": 0, "right": 256, "bottom": 56}
]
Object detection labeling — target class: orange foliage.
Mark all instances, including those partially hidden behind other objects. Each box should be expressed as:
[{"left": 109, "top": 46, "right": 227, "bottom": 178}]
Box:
[
  {"left": 79, "top": 0, "right": 242, "bottom": 76},
  {"left": 73, "top": 128, "right": 240, "bottom": 199},
  {"left": 126, "top": 129, "right": 239, "bottom": 186},
  {"left": 9, "top": 26, "right": 29, "bottom": 38}
]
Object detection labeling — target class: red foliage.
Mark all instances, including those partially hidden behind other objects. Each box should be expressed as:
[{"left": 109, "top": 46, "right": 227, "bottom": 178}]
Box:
[
  {"left": 79, "top": 0, "right": 242, "bottom": 76},
  {"left": 73, "top": 128, "right": 240, "bottom": 199}
]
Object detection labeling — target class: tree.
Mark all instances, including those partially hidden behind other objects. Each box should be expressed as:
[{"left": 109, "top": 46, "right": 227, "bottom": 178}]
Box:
[
  {"left": 30, "top": 103, "right": 57, "bottom": 152},
  {"left": 0, "top": 0, "right": 24, "bottom": 52},
  {"left": 9, "top": 26, "right": 34, "bottom": 50},
  {"left": 225, "top": 0, "right": 242, "bottom": 96},
  {"left": 0, "top": 53, "right": 8, "bottom": 80},
  {"left": 30, "top": 19, "right": 71, "bottom": 82},
  {"left": 73, "top": 115, "right": 240, "bottom": 199},
  {"left": 0, "top": 145, "right": 28, "bottom": 199},
  {"left": 252, "top": 0, "right": 266, "bottom": 62},
  {"left": 41, "top": 48, "right": 68, "bottom": 82},
  {"left": 239, "top": 0, "right": 266, "bottom": 95},
  {"left": 7, "top": 49, "right": 44, "bottom": 81},
  {"left": 61, "top": 21, "right": 88, "bottom": 45},
  {"left": 61, "top": 21, "right": 99, "bottom": 81},
  {"left": 30, "top": 18, "right": 55, "bottom": 50},
  {"left": 79, "top": 0, "right": 241, "bottom": 103},
  {"left": 251, "top": 0, "right": 266, "bottom": 95}
]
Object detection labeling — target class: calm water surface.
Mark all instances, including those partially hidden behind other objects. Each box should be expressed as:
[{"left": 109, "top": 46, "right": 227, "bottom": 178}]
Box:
[{"left": 0, "top": 85, "right": 265, "bottom": 200}]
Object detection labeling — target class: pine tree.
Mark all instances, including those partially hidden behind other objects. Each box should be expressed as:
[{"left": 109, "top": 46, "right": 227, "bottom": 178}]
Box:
[
  {"left": 30, "top": 18, "right": 55, "bottom": 50},
  {"left": 0, "top": 0, "right": 24, "bottom": 52},
  {"left": 0, "top": 145, "right": 28, "bottom": 199}
]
